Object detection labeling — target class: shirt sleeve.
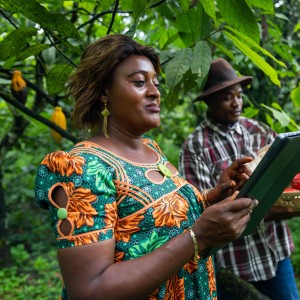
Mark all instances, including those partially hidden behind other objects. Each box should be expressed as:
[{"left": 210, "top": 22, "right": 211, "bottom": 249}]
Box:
[
  {"left": 34, "top": 150, "right": 117, "bottom": 248},
  {"left": 179, "top": 140, "right": 212, "bottom": 191}
]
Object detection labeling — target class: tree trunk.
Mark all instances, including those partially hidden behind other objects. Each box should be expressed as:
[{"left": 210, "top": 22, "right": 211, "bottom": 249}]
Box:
[{"left": 0, "top": 165, "right": 10, "bottom": 266}]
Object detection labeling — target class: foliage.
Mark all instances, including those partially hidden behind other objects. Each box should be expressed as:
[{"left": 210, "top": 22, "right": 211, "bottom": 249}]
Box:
[
  {"left": 0, "top": 0, "right": 300, "bottom": 297},
  {"left": 288, "top": 218, "right": 300, "bottom": 278},
  {"left": 0, "top": 246, "right": 61, "bottom": 299}
]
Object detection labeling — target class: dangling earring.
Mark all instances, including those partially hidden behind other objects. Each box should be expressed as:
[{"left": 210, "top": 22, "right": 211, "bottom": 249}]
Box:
[{"left": 101, "top": 97, "right": 110, "bottom": 138}]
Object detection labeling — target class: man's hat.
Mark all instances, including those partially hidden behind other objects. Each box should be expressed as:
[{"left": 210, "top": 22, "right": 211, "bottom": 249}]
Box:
[{"left": 194, "top": 58, "right": 253, "bottom": 101}]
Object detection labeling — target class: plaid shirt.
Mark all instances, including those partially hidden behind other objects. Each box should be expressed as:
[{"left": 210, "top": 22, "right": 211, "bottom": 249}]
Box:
[{"left": 179, "top": 116, "right": 294, "bottom": 282}]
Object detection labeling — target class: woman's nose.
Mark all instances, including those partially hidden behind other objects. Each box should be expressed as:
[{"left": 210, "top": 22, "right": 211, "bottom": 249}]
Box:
[{"left": 147, "top": 82, "right": 160, "bottom": 98}]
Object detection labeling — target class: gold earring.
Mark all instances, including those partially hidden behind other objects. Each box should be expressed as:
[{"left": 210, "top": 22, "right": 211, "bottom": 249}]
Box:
[{"left": 101, "top": 98, "right": 110, "bottom": 138}]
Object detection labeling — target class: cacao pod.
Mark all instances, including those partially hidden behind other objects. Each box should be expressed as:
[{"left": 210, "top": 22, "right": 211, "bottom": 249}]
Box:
[
  {"left": 11, "top": 70, "right": 28, "bottom": 104},
  {"left": 50, "top": 106, "right": 67, "bottom": 145}
]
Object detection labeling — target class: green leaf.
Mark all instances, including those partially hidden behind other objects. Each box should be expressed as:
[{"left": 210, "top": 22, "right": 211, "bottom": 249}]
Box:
[
  {"left": 200, "top": 0, "right": 217, "bottom": 25},
  {"left": 165, "top": 48, "right": 192, "bottom": 89},
  {"left": 132, "top": 1, "right": 147, "bottom": 20},
  {"left": 224, "top": 25, "right": 286, "bottom": 68},
  {"left": 56, "top": 37, "right": 83, "bottom": 55},
  {"left": 3, "top": 0, "right": 80, "bottom": 39},
  {"left": 191, "top": 41, "right": 212, "bottom": 88},
  {"left": 16, "top": 44, "right": 50, "bottom": 60},
  {"left": 217, "top": 0, "right": 260, "bottom": 43},
  {"left": 273, "top": 44, "right": 294, "bottom": 62},
  {"left": 290, "top": 86, "right": 300, "bottom": 108},
  {"left": 242, "top": 106, "right": 259, "bottom": 118},
  {"left": 156, "top": 2, "right": 176, "bottom": 20},
  {"left": 275, "top": 13, "right": 290, "bottom": 21},
  {"left": 176, "top": 4, "right": 212, "bottom": 46},
  {"left": 46, "top": 64, "right": 74, "bottom": 95},
  {"left": 208, "top": 39, "right": 234, "bottom": 60},
  {"left": 125, "top": 24, "right": 137, "bottom": 38},
  {"left": 178, "top": 0, "right": 189, "bottom": 11},
  {"left": 261, "top": 103, "right": 290, "bottom": 127},
  {"left": 164, "top": 83, "right": 181, "bottom": 109},
  {"left": 224, "top": 30, "right": 281, "bottom": 86},
  {"left": 294, "top": 23, "right": 300, "bottom": 33},
  {"left": 0, "top": 27, "right": 37, "bottom": 61},
  {"left": 265, "top": 113, "right": 275, "bottom": 129},
  {"left": 245, "top": 0, "right": 274, "bottom": 13}
]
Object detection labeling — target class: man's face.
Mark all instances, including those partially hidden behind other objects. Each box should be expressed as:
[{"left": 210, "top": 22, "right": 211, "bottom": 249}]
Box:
[{"left": 206, "top": 84, "right": 243, "bottom": 125}]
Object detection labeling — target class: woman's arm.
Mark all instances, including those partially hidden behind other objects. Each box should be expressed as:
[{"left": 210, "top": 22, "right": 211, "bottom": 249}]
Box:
[
  {"left": 58, "top": 229, "right": 195, "bottom": 300},
  {"left": 55, "top": 186, "right": 254, "bottom": 300}
]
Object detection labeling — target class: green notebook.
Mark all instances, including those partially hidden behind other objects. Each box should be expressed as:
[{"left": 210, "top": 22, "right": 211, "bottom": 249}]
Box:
[{"left": 202, "top": 131, "right": 300, "bottom": 259}]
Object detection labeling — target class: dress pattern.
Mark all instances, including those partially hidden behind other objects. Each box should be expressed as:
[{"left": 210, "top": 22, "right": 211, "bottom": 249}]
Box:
[{"left": 35, "top": 137, "right": 217, "bottom": 299}]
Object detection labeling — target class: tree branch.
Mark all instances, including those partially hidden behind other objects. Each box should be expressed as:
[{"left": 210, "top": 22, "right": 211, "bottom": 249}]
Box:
[
  {"left": 44, "top": 31, "right": 78, "bottom": 68},
  {"left": 0, "top": 92, "right": 79, "bottom": 144},
  {"left": 0, "top": 68, "right": 63, "bottom": 107},
  {"left": 77, "top": 9, "right": 130, "bottom": 30},
  {"left": 106, "top": 0, "right": 119, "bottom": 35}
]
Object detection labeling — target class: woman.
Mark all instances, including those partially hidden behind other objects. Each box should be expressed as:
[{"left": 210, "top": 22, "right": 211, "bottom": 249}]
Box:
[{"left": 35, "top": 34, "right": 256, "bottom": 300}]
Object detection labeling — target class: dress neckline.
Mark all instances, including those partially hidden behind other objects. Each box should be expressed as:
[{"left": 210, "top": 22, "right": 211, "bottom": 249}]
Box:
[{"left": 75, "top": 139, "right": 162, "bottom": 167}]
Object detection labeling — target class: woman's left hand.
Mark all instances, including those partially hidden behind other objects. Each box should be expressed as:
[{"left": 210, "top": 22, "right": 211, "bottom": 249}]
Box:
[{"left": 209, "top": 156, "right": 253, "bottom": 204}]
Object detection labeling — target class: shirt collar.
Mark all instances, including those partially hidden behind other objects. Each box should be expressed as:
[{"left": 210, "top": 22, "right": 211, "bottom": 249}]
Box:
[{"left": 204, "top": 115, "right": 243, "bottom": 136}]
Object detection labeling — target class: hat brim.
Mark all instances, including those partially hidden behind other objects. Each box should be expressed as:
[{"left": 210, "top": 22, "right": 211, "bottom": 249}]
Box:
[{"left": 194, "top": 76, "right": 253, "bottom": 102}]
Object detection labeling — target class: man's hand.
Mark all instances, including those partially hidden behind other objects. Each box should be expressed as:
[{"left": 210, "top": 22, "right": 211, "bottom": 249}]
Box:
[{"left": 264, "top": 205, "right": 300, "bottom": 221}]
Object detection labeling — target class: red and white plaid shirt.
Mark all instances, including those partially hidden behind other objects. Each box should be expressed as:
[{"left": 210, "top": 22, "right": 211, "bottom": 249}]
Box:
[{"left": 179, "top": 116, "right": 294, "bottom": 281}]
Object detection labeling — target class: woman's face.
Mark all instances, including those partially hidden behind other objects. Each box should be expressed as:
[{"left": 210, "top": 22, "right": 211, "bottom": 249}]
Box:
[{"left": 105, "top": 55, "right": 160, "bottom": 136}]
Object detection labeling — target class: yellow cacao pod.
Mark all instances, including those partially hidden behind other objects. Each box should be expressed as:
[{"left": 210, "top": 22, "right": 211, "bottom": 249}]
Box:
[
  {"left": 11, "top": 70, "right": 28, "bottom": 104},
  {"left": 50, "top": 106, "right": 67, "bottom": 145}
]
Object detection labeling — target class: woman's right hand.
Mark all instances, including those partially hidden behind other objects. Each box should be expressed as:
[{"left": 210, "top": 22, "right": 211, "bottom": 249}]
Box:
[{"left": 192, "top": 192, "right": 258, "bottom": 255}]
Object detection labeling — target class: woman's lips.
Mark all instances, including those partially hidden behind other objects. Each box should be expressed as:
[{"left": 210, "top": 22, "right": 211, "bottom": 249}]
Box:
[{"left": 146, "top": 104, "right": 160, "bottom": 112}]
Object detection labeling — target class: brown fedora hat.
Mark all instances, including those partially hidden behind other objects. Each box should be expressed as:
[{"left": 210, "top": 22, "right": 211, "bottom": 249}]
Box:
[{"left": 195, "top": 58, "right": 253, "bottom": 101}]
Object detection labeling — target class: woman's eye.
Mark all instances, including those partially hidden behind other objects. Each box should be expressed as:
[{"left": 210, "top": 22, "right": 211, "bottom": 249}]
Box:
[{"left": 133, "top": 81, "right": 145, "bottom": 87}]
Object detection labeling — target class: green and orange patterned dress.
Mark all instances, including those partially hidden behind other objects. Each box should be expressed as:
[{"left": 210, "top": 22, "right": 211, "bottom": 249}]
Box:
[{"left": 34, "top": 137, "right": 217, "bottom": 299}]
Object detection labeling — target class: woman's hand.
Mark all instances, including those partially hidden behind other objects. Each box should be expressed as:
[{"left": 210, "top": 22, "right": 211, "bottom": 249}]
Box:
[
  {"left": 209, "top": 156, "right": 253, "bottom": 204},
  {"left": 193, "top": 192, "right": 258, "bottom": 254}
]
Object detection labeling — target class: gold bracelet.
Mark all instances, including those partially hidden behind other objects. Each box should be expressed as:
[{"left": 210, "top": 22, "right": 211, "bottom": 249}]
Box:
[
  {"left": 188, "top": 227, "right": 198, "bottom": 262},
  {"left": 203, "top": 189, "right": 212, "bottom": 208}
]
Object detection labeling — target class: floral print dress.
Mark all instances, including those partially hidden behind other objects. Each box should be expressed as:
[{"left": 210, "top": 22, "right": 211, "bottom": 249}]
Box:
[{"left": 35, "top": 137, "right": 217, "bottom": 300}]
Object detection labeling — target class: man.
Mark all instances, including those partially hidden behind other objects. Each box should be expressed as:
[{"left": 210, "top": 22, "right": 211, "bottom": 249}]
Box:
[{"left": 179, "top": 58, "right": 299, "bottom": 300}]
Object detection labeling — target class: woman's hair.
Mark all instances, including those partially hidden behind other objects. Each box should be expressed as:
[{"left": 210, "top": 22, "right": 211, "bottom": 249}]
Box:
[{"left": 68, "top": 34, "right": 160, "bottom": 132}]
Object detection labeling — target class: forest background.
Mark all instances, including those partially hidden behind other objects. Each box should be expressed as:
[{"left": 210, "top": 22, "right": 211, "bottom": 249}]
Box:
[{"left": 0, "top": 0, "right": 300, "bottom": 298}]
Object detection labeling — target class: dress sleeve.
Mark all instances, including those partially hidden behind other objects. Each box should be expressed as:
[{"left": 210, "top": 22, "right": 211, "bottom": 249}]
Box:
[{"left": 34, "top": 150, "right": 117, "bottom": 248}]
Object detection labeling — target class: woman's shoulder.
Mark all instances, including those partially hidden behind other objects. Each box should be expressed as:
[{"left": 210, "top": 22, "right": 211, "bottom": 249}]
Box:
[
  {"left": 35, "top": 144, "right": 116, "bottom": 210},
  {"left": 38, "top": 149, "right": 85, "bottom": 177},
  {"left": 38, "top": 141, "right": 109, "bottom": 170}
]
